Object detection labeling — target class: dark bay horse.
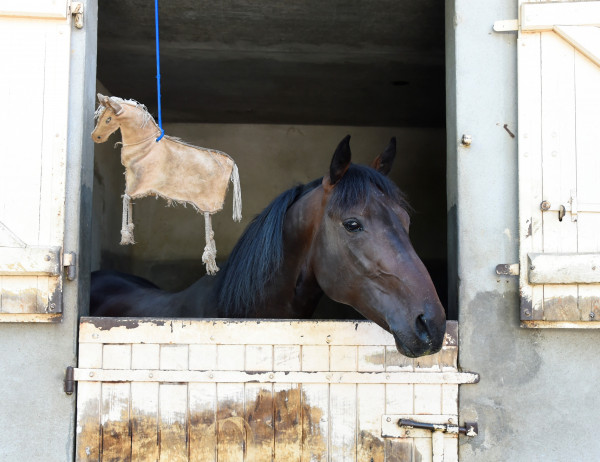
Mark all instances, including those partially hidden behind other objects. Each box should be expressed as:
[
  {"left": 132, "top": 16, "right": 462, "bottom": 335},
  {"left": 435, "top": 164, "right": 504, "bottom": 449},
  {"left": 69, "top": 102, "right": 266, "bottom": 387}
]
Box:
[{"left": 90, "top": 136, "right": 446, "bottom": 357}]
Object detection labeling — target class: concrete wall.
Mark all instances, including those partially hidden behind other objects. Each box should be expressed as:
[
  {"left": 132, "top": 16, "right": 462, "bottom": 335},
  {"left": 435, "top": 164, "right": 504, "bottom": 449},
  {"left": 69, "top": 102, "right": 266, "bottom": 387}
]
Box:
[
  {"left": 0, "top": 2, "right": 97, "bottom": 460},
  {"left": 448, "top": 0, "right": 600, "bottom": 460},
  {"left": 92, "top": 123, "right": 448, "bottom": 307}
]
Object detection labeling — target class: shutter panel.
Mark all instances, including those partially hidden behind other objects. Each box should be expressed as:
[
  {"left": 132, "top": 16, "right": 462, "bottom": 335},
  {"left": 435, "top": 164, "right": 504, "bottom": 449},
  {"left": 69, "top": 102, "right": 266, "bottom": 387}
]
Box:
[
  {"left": 0, "top": 1, "right": 72, "bottom": 321},
  {"left": 517, "top": 1, "right": 600, "bottom": 327}
]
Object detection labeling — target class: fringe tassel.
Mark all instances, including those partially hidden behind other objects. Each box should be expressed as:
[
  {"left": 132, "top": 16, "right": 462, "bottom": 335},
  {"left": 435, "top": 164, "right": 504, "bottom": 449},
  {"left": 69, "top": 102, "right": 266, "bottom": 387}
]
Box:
[
  {"left": 202, "top": 212, "right": 219, "bottom": 275},
  {"left": 231, "top": 163, "right": 242, "bottom": 222},
  {"left": 120, "top": 194, "right": 135, "bottom": 245}
]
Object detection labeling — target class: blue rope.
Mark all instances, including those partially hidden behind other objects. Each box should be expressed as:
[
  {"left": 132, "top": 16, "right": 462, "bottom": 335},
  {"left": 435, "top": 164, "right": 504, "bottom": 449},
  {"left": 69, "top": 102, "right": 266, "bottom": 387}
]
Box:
[{"left": 154, "top": 0, "right": 165, "bottom": 141}]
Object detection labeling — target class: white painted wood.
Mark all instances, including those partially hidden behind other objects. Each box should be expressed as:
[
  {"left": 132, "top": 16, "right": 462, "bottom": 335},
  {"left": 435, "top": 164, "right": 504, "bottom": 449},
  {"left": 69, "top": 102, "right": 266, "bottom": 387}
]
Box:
[
  {"left": 521, "top": 2, "right": 600, "bottom": 31},
  {"left": 529, "top": 253, "right": 600, "bottom": 284},
  {"left": 130, "top": 382, "right": 159, "bottom": 461},
  {"left": 75, "top": 319, "right": 470, "bottom": 461},
  {"left": 75, "top": 382, "right": 101, "bottom": 461},
  {"left": 0, "top": 0, "right": 69, "bottom": 18},
  {"left": 0, "top": 7, "right": 71, "bottom": 320},
  {"left": 73, "top": 369, "right": 479, "bottom": 385},
  {"left": 80, "top": 318, "right": 454, "bottom": 346},
  {"left": 517, "top": 2, "right": 600, "bottom": 326},
  {"left": 159, "top": 384, "right": 188, "bottom": 461},
  {"left": 329, "top": 384, "right": 356, "bottom": 461},
  {"left": 554, "top": 25, "right": 600, "bottom": 67}
]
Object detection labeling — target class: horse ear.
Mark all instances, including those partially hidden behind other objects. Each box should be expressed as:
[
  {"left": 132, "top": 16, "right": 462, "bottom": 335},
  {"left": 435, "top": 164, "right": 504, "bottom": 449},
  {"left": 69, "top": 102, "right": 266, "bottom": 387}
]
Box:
[
  {"left": 324, "top": 135, "right": 352, "bottom": 188},
  {"left": 105, "top": 97, "right": 124, "bottom": 115},
  {"left": 97, "top": 93, "right": 109, "bottom": 105},
  {"left": 371, "top": 137, "right": 396, "bottom": 176}
]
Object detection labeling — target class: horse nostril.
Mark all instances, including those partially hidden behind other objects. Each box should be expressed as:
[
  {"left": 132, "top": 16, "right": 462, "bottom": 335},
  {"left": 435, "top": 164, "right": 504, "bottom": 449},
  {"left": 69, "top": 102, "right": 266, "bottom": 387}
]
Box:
[{"left": 415, "top": 314, "right": 432, "bottom": 342}]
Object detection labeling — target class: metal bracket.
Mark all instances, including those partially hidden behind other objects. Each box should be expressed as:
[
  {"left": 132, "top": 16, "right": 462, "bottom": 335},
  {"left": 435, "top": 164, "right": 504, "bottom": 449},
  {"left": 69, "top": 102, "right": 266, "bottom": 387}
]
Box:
[
  {"left": 540, "top": 193, "right": 600, "bottom": 223},
  {"left": 63, "top": 252, "right": 77, "bottom": 281},
  {"left": 496, "top": 263, "right": 520, "bottom": 276},
  {"left": 71, "top": 1, "right": 83, "bottom": 29}
]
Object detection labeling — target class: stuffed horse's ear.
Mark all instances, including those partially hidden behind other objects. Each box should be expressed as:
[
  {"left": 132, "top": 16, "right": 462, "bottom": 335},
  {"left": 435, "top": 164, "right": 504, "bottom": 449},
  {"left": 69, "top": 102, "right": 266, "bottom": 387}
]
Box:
[
  {"left": 105, "top": 97, "right": 124, "bottom": 115},
  {"left": 324, "top": 135, "right": 352, "bottom": 188},
  {"left": 371, "top": 137, "right": 396, "bottom": 176},
  {"left": 97, "top": 93, "right": 109, "bottom": 105}
]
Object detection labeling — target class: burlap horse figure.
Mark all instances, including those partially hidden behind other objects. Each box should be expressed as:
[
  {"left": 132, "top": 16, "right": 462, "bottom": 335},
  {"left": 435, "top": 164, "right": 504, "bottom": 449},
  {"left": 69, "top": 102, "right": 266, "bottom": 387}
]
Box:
[{"left": 91, "top": 94, "right": 242, "bottom": 275}]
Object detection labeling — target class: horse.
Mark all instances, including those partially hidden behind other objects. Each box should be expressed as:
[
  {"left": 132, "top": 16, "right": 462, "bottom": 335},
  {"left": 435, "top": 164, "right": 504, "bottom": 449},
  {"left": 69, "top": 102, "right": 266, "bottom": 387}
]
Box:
[{"left": 90, "top": 135, "right": 447, "bottom": 358}]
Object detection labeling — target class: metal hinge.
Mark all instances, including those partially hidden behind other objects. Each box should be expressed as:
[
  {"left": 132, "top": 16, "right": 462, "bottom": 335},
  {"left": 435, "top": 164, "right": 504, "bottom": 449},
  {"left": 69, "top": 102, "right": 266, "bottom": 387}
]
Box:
[
  {"left": 64, "top": 252, "right": 77, "bottom": 281},
  {"left": 71, "top": 1, "right": 83, "bottom": 29},
  {"left": 64, "top": 366, "right": 75, "bottom": 395}
]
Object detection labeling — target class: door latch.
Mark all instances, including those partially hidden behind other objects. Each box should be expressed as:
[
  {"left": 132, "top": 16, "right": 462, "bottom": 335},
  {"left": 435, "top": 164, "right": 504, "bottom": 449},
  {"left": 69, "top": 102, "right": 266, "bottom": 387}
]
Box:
[
  {"left": 398, "top": 418, "right": 478, "bottom": 437},
  {"left": 71, "top": 2, "right": 83, "bottom": 29}
]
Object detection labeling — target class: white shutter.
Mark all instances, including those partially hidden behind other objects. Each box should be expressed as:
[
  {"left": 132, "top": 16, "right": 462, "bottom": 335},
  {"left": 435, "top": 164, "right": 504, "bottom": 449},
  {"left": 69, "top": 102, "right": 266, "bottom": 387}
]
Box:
[
  {"left": 0, "top": 1, "right": 73, "bottom": 321},
  {"left": 516, "top": 1, "right": 600, "bottom": 327}
]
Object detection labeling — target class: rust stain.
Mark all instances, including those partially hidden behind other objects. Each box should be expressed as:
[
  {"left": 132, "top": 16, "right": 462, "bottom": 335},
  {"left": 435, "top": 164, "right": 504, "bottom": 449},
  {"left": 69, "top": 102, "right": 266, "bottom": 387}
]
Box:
[
  {"left": 1, "top": 288, "right": 48, "bottom": 313},
  {"left": 385, "top": 439, "right": 413, "bottom": 461},
  {"left": 131, "top": 412, "right": 159, "bottom": 461},
  {"left": 358, "top": 430, "right": 384, "bottom": 462},
  {"left": 543, "top": 295, "right": 579, "bottom": 321}
]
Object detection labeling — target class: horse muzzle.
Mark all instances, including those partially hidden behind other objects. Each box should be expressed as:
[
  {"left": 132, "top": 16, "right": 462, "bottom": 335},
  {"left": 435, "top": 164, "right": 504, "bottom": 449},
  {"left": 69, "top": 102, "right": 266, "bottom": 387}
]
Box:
[{"left": 389, "top": 306, "right": 446, "bottom": 358}]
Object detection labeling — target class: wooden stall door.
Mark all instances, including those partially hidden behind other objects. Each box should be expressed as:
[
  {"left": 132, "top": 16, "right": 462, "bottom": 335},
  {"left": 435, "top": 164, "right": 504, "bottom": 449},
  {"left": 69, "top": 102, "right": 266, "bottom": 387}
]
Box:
[
  {"left": 0, "top": 1, "right": 75, "bottom": 321},
  {"left": 74, "top": 319, "right": 477, "bottom": 461},
  {"left": 514, "top": 1, "right": 600, "bottom": 326}
]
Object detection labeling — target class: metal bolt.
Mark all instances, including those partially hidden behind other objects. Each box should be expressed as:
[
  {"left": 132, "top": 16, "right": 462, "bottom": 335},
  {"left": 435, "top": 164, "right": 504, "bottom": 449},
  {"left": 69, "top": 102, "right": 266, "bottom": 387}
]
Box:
[
  {"left": 530, "top": 266, "right": 535, "bottom": 271},
  {"left": 524, "top": 310, "right": 531, "bottom": 317},
  {"left": 461, "top": 134, "right": 472, "bottom": 146},
  {"left": 210, "top": 336, "right": 215, "bottom": 341},
  {"left": 209, "top": 373, "right": 214, "bottom": 379},
  {"left": 148, "top": 373, "right": 153, "bottom": 378},
  {"left": 89, "top": 371, "right": 94, "bottom": 377},
  {"left": 405, "top": 430, "right": 411, "bottom": 436},
  {"left": 326, "top": 374, "right": 332, "bottom": 381},
  {"left": 386, "top": 417, "right": 391, "bottom": 423},
  {"left": 590, "top": 312, "right": 596, "bottom": 319},
  {"left": 325, "top": 335, "right": 332, "bottom": 344},
  {"left": 92, "top": 333, "right": 99, "bottom": 339},
  {"left": 540, "top": 200, "right": 551, "bottom": 211},
  {"left": 386, "top": 374, "right": 390, "bottom": 380},
  {"left": 44, "top": 254, "right": 51, "bottom": 261},
  {"left": 268, "top": 373, "right": 274, "bottom": 379},
  {"left": 593, "top": 266, "right": 597, "bottom": 271}
]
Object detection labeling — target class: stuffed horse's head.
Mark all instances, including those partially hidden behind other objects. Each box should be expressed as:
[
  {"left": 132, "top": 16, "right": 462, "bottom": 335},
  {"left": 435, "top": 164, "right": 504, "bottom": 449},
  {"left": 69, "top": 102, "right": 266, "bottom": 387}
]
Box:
[
  {"left": 91, "top": 93, "right": 125, "bottom": 143},
  {"left": 311, "top": 136, "right": 446, "bottom": 357}
]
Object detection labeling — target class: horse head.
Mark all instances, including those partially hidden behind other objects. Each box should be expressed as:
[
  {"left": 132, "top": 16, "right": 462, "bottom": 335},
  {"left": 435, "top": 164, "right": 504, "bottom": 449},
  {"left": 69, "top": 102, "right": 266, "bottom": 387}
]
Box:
[
  {"left": 91, "top": 93, "right": 125, "bottom": 143},
  {"left": 310, "top": 136, "right": 446, "bottom": 357}
]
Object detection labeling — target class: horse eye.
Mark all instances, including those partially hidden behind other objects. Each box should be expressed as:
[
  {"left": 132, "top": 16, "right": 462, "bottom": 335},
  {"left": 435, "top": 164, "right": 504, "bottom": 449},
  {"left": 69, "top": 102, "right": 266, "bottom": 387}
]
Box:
[
  {"left": 343, "top": 218, "right": 363, "bottom": 233},
  {"left": 105, "top": 116, "right": 112, "bottom": 123}
]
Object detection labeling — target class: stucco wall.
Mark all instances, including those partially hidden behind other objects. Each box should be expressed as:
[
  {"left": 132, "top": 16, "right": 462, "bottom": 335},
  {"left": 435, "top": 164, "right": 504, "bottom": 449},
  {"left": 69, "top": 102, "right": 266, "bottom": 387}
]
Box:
[
  {"left": 448, "top": 0, "right": 600, "bottom": 460},
  {"left": 92, "top": 123, "right": 448, "bottom": 306}
]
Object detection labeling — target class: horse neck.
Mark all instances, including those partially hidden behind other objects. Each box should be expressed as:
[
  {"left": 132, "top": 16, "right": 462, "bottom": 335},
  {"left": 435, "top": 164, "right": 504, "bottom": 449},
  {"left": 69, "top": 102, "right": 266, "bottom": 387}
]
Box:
[
  {"left": 117, "top": 105, "right": 161, "bottom": 145},
  {"left": 256, "top": 186, "right": 326, "bottom": 318}
]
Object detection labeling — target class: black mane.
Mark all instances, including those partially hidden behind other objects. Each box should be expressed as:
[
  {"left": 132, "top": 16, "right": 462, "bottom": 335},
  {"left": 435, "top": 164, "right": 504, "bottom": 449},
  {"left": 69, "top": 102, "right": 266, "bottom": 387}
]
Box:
[{"left": 215, "top": 165, "right": 409, "bottom": 316}]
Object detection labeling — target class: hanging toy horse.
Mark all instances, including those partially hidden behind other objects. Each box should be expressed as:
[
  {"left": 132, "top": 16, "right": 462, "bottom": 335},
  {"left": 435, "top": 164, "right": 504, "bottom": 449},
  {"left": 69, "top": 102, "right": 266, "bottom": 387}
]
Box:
[{"left": 91, "top": 94, "right": 242, "bottom": 275}]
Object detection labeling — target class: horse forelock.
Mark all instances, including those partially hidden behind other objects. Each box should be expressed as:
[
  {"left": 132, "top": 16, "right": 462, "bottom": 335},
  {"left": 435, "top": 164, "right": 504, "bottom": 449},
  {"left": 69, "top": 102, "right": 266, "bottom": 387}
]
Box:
[
  {"left": 215, "top": 181, "right": 318, "bottom": 317},
  {"left": 327, "top": 164, "right": 411, "bottom": 217},
  {"left": 94, "top": 97, "right": 155, "bottom": 129}
]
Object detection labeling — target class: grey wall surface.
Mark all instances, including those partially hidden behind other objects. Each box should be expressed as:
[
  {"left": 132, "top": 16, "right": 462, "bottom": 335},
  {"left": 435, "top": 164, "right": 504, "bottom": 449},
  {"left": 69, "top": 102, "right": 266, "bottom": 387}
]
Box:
[
  {"left": 0, "top": 2, "right": 97, "bottom": 460},
  {"left": 448, "top": 0, "right": 600, "bottom": 460},
  {"left": 92, "top": 123, "right": 448, "bottom": 302}
]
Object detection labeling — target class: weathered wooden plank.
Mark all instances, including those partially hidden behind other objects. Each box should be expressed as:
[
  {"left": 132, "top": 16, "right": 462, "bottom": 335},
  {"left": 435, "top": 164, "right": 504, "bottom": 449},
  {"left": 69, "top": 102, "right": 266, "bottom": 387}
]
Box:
[
  {"left": 414, "top": 385, "right": 442, "bottom": 415},
  {"left": 245, "top": 345, "right": 273, "bottom": 371},
  {"left": 520, "top": 2, "right": 600, "bottom": 31},
  {"left": 329, "top": 384, "right": 356, "bottom": 461},
  {"left": 189, "top": 344, "right": 217, "bottom": 370},
  {"left": 80, "top": 318, "right": 458, "bottom": 347},
  {"left": 160, "top": 344, "right": 189, "bottom": 370},
  {"left": 273, "top": 383, "right": 301, "bottom": 461},
  {"left": 217, "top": 345, "right": 245, "bottom": 371},
  {"left": 244, "top": 383, "right": 274, "bottom": 461},
  {"left": 330, "top": 346, "right": 357, "bottom": 372},
  {"left": 78, "top": 344, "right": 102, "bottom": 369},
  {"left": 301, "top": 345, "right": 330, "bottom": 371},
  {"left": 216, "top": 383, "right": 245, "bottom": 462},
  {"left": 540, "top": 30, "right": 579, "bottom": 321},
  {"left": 0, "top": 246, "right": 61, "bottom": 275},
  {"left": 73, "top": 369, "right": 480, "bottom": 385},
  {"left": 385, "top": 346, "right": 414, "bottom": 371},
  {"left": 131, "top": 344, "right": 160, "bottom": 370},
  {"left": 357, "top": 384, "right": 385, "bottom": 462},
  {"left": 413, "top": 437, "right": 433, "bottom": 462},
  {"left": 101, "top": 383, "right": 131, "bottom": 461},
  {"left": 554, "top": 25, "right": 600, "bottom": 67},
  {"left": 159, "top": 384, "right": 188, "bottom": 461},
  {"left": 574, "top": 44, "right": 600, "bottom": 322},
  {"left": 385, "top": 439, "right": 413, "bottom": 462},
  {"left": 301, "top": 384, "right": 329, "bottom": 461},
  {"left": 357, "top": 345, "right": 385, "bottom": 372},
  {"left": 189, "top": 383, "right": 217, "bottom": 462},
  {"left": 529, "top": 253, "right": 600, "bottom": 284},
  {"left": 103, "top": 344, "right": 131, "bottom": 370},
  {"left": 274, "top": 345, "right": 301, "bottom": 371},
  {"left": 441, "top": 385, "right": 459, "bottom": 416},
  {"left": 130, "top": 383, "right": 159, "bottom": 461},
  {"left": 75, "top": 382, "right": 101, "bottom": 462},
  {"left": 518, "top": 29, "right": 544, "bottom": 321}
]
